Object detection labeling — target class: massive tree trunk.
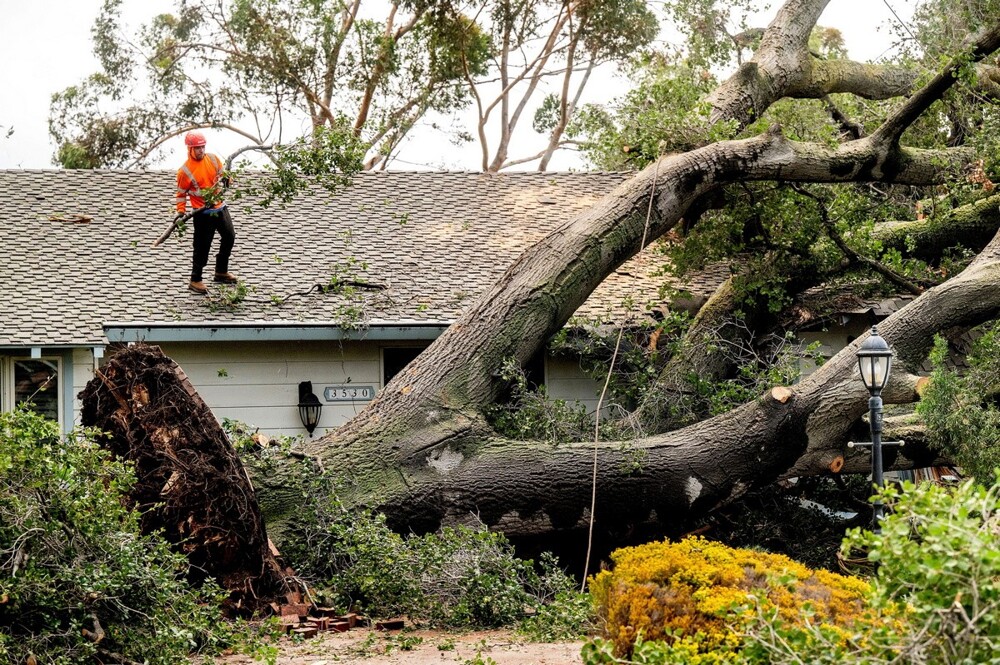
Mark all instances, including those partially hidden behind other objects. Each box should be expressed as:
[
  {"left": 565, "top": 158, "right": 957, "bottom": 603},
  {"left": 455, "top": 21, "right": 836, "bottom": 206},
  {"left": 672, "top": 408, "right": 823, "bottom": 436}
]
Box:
[
  {"left": 248, "top": 5, "right": 1000, "bottom": 541},
  {"left": 257, "top": 231, "right": 999, "bottom": 539},
  {"left": 85, "top": 1, "right": 1000, "bottom": 557}
]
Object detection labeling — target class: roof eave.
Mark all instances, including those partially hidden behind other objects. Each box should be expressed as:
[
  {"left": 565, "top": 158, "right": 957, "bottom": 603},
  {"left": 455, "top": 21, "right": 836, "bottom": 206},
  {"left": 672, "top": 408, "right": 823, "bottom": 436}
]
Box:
[{"left": 103, "top": 320, "right": 453, "bottom": 343}]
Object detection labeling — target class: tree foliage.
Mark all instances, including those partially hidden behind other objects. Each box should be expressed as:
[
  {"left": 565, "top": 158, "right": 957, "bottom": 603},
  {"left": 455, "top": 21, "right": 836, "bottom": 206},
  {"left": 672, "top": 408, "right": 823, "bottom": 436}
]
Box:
[
  {"left": 564, "top": 0, "right": 1000, "bottom": 427},
  {"left": 50, "top": 0, "right": 658, "bottom": 171},
  {"left": 917, "top": 323, "right": 1000, "bottom": 484},
  {"left": 0, "top": 409, "right": 253, "bottom": 664},
  {"left": 51, "top": 0, "right": 491, "bottom": 169}
]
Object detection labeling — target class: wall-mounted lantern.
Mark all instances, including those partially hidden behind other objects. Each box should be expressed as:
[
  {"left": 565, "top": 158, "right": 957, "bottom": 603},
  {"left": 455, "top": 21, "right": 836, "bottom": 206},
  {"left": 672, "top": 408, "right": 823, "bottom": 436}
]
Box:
[{"left": 298, "top": 381, "right": 322, "bottom": 436}]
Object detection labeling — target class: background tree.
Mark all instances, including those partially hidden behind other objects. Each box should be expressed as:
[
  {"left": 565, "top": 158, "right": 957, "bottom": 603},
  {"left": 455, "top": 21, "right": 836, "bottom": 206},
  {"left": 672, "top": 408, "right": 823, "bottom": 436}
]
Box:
[
  {"left": 49, "top": 0, "right": 657, "bottom": 172},
  {"left": 469, "top": 0, "right": 658, "bottom": 171},
  {"left": 49, "top": 0, "right": 492, "bottom": 169}
]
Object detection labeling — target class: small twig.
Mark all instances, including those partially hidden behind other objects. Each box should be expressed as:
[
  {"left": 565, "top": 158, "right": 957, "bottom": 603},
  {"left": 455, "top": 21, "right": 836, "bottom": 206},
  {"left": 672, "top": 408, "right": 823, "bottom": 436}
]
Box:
[{"left": 287, "top": 449, "right": 326, "bottom": 474}]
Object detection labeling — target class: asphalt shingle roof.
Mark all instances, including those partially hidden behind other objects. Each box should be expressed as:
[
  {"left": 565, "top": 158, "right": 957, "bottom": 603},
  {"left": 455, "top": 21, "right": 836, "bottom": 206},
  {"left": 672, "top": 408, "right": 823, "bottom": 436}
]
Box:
[{"left": 0, "top": 169, "right": 727, "bottom": 347}]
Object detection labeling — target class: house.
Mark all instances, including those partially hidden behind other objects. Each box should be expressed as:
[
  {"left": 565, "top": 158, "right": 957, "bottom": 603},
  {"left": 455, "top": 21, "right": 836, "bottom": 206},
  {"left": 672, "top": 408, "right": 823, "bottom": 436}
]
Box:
[{"left": 1, "top": 169, "right": 730, "bottom": 438}]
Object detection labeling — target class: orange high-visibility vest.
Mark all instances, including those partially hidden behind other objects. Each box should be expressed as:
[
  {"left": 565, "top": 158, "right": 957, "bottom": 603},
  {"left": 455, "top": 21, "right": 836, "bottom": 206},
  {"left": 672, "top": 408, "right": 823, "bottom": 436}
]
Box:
[{"left": 176, "top": 152, "right": 225, "bottom": 213}]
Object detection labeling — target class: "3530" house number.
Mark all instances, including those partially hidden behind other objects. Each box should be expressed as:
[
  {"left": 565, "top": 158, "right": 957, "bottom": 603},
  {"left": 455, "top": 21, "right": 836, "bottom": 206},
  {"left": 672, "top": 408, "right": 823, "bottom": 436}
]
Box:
[{"left": 323, "top": 385, "right": 376, "bottom": 402}]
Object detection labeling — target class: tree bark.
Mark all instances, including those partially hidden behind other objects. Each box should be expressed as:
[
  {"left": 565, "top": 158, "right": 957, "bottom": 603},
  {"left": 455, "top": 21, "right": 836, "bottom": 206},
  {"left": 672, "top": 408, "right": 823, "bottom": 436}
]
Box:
[{"left": 875, "top": 192, "right": 1000, "bottom": 261}]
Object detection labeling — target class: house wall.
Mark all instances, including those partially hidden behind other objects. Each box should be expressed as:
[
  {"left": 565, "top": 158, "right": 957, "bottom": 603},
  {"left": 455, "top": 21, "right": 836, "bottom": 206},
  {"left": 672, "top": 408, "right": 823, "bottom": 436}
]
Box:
[
  {"left": 156, "top": 340, "right": 606, "bottom": 439},
  {"left": 797, "top": 318, "right": 873, "bottom": 379},
  {"left": 71, "top": 347, "right": 95, "bottom": 427},
  {"left": 545, "top": 356, "right": 603, "bottom": 413},
  {"left": 158, "top": 340, "right": 380, "bottom": 439},
  {"left": 60, "top": 323, "right": 878, "bottom": 437},
  {"left": 10, "top": 324, "right": 873, "bottom": 438},
  {"left": 797, "top": 331, "right": 846, "bottom": 378}
]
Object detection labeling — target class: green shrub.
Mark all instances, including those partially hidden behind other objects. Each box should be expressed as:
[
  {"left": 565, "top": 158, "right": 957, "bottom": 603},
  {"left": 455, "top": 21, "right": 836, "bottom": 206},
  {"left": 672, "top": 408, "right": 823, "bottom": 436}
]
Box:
[
  {"left": 917, "top": 325, "right": 1000, "bottom": 484},
  {"left": 743, "top": 478, "right": 1000, "bottom": 664},
  {"left": 518, "top": 587, "right": 596, "bottom": 641},
  {"left": 0, "top": 408, "right": 265, "bottom": 664},
  {"left": 231, "top": 425, "right": 581, "bottom": 629},
  {"left": 845, "top": 478, "right": 1000, "bottom": 663},
  {"left": 284, "top": 489, "right": 577, "bottom": 627}
]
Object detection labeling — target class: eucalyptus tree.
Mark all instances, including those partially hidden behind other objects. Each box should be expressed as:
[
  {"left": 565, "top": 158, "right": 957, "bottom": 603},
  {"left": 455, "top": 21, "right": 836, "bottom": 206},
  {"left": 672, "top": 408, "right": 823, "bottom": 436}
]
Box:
[
  {"left": 49, "top": 0, "right": 492, "bottom": 169},
  {"left": 468, "top": 0, "right": 658, "bottom": 171},
  {"left": 49, "top": 0, "right": 657, "bottom": 172}
]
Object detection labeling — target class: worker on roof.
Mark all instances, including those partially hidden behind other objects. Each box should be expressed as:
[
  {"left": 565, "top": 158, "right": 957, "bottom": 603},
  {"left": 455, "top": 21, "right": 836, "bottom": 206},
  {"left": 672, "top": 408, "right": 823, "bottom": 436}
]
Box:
[{"left": 175, "top": 130, "right": 237, "bottom": 294}]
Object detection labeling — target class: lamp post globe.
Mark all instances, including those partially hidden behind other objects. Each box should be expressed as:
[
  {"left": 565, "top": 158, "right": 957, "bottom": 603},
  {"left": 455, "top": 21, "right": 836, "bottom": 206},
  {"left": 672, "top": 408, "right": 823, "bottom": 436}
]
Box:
[{"left": 857, "top": 327, "right": 893, "bottom": 395}]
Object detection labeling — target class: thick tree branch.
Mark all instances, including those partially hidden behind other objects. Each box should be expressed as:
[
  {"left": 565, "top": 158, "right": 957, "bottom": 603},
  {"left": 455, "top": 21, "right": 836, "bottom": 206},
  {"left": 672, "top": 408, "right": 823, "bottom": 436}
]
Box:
[
  {"left": 874, "top": 192, "right": 1000, "bottom": 261},
  {"left": 309, "top": 129, "right": 971, "bottom": 469},
  {"left": 706, "top": 0, "right": 829, "bottom": 128},
  {"left": 708, "top": 0, "right": 1000, "bottom": 137},
  {"left": 291, "top": 242, "right": 1000, "bottom": 538},
  {"left": 873, "top": 23, "right": 1000, "bottom": 145},
  {"left": 789, "top": 60, "right": 921, "bottom": 100}
]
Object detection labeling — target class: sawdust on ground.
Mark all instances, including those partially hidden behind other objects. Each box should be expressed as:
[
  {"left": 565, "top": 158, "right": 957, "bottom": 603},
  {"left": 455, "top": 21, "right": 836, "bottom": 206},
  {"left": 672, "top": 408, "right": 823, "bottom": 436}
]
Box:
[{"left": 215, "top": 628, "right": 585, "bottom": 664}]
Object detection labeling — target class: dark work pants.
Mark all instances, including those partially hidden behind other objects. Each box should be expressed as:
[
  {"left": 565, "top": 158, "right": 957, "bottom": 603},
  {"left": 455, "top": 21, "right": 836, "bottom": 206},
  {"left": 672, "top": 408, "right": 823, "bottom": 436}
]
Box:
[{"left": 190, "top": 207, "right": 236, "bottom": 281}]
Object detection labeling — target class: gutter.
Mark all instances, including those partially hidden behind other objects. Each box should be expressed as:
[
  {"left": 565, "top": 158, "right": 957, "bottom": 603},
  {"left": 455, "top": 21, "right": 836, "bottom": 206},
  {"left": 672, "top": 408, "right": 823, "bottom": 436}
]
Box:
[{"left": 103, "top": 320, "right": 453, "bottom": 343}]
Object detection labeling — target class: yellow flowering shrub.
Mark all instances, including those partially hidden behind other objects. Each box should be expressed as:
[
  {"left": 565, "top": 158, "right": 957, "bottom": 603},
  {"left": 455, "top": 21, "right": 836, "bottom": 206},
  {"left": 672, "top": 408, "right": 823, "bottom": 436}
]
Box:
[{"left": 589, "top": 536, "right": 873, "bottom": 657}]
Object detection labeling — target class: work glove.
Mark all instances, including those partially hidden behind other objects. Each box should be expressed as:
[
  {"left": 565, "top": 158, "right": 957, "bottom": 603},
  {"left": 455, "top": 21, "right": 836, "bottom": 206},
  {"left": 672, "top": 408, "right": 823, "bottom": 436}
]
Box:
[
  {"left": 222, "top": 176, "right": 232, "bottom": 189},
  {"left": 173, "top": 212, "right": 185, "bottom": 222}
]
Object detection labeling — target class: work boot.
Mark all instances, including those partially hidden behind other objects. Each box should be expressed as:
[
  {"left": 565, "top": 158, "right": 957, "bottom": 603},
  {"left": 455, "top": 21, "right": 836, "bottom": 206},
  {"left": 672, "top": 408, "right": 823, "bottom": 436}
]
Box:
[
  {"left": 189, "top": 280, "right": 208, "bottom": 294},
  {"left": 213, "top": 272, "right": 238, "bottom": 284}
]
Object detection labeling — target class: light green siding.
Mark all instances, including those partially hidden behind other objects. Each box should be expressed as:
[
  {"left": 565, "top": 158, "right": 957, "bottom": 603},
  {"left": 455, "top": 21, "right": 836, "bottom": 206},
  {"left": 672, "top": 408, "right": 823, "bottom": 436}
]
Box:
[{"left": 159, "top": 340, "right": 381, "bottom": 439}]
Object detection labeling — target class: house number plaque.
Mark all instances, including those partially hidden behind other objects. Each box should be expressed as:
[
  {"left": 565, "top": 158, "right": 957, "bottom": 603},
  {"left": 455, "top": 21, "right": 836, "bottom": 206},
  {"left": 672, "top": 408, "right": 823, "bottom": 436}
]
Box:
[{"left": 323, "top": 385, "right": 376, "bottom": 402}]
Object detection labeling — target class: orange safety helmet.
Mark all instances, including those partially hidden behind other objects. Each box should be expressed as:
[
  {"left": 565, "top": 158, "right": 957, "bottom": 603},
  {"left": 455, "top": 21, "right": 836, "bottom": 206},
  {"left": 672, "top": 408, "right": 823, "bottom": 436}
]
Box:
[{"left": 184, "top": 131, "right": 207, "bottom": 147}]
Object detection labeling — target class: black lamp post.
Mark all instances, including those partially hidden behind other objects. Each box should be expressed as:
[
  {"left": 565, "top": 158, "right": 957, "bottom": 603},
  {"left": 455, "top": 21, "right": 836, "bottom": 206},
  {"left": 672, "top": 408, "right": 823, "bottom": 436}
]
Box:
[
  {"left": 298, "top": 381, "right": 322, "bottom": 436},
  {"left": 852, "top": 326, "right": 897, "bottom": 531}
]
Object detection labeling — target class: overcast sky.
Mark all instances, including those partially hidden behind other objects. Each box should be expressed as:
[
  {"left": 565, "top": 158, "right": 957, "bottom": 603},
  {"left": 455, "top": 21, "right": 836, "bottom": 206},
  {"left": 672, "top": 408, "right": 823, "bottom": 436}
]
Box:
[{"left": 0, "top": 1, "right": 913, "bottom": 171}]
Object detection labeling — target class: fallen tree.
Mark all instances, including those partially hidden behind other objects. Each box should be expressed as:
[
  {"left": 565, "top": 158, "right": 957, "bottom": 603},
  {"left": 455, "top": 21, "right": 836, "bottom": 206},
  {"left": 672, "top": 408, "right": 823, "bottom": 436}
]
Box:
[
  {"left": 254, "top": 1, "right": 1000, "bottom": 539},
  {"left": 82, "top": 0, "right": 1000, "bottom": 567}
]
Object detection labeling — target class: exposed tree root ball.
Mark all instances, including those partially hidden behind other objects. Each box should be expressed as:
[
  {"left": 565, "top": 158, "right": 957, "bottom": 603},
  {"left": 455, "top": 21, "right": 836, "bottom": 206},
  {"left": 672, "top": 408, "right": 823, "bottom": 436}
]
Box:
[{"left": 80, "top": 344, "right": 292, "bottom": 615}]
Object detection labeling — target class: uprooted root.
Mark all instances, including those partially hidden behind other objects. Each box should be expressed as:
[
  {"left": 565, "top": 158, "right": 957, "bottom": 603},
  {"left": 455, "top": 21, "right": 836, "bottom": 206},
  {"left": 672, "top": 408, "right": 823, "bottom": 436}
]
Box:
[{"left": 80, "top": 343, "right": 293, "bottom": 614}]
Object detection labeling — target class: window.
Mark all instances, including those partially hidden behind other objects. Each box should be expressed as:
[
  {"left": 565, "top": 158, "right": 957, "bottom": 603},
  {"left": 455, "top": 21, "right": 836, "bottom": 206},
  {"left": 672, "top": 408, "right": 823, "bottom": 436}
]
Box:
[
  {"left": 382, "top": 347, "right": 426, "bottom": 386},
  {"left": 8, "top": 358, "right": 61, "bottom": 423}
]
